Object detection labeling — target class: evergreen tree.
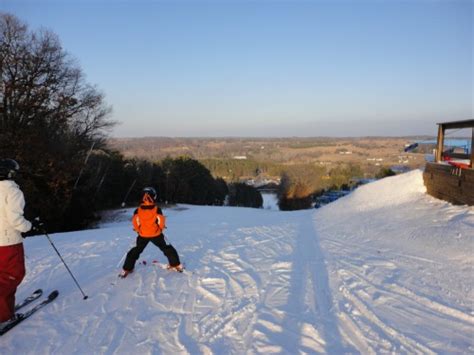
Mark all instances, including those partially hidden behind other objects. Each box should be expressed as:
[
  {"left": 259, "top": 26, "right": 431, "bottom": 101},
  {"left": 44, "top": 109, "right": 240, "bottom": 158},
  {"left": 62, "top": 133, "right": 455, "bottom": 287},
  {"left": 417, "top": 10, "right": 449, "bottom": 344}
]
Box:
[{"left": 228, "top": 183, "right": 263, "bottom": 208}]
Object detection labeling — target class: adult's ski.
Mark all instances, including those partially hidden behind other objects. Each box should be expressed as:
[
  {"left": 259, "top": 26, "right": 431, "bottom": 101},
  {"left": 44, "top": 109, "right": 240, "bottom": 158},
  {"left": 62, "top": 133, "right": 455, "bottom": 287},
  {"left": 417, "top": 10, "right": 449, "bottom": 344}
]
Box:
[
  {"left": 0, "top": 290, "right": 59, "bottom": 336},
  {"left": 14, "top": 289, "right": 43, "bottom": 312}
]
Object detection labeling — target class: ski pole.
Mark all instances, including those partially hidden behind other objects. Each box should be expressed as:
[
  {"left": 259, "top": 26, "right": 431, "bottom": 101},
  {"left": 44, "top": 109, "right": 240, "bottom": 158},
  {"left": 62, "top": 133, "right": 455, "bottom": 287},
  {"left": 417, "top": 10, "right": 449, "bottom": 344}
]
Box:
[
  {"left": 41, "top": 229, "right": 89, "bottom": 300},
  {"left": 121, "top": 178, "right": 137, "bottom": 207},
  {"left": 116, "top": 249, "right": 128, "bottom": 268}
]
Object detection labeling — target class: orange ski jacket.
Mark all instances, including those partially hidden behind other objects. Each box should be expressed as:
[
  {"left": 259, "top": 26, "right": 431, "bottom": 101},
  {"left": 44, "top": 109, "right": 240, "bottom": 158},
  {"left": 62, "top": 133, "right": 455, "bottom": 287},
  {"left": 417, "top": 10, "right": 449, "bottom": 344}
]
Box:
[{"left": 132, "top": 204, "right": 166, "bottom": 238}]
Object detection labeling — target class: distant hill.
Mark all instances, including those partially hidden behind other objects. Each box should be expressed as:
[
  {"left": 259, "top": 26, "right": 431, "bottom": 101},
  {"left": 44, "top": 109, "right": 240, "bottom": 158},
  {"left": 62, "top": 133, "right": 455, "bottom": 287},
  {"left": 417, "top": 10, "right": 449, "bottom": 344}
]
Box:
[{"left": 108, "top": 137, "right": 428, "bottom": 172}]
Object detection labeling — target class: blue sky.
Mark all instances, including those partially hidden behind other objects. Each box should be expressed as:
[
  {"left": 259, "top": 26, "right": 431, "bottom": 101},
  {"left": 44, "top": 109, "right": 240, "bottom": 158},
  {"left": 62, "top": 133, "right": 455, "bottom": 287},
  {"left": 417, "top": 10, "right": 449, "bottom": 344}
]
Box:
[{"left": 2, "top": 0, "right": 472, "bottom": 137}]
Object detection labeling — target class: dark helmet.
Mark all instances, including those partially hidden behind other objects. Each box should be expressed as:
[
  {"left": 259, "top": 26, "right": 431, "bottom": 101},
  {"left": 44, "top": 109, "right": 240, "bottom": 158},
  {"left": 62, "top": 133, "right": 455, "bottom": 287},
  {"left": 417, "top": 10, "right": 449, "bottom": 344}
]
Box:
[
  {"left": 0, "top": 159, "right": 20, "bottom": 180},
  {"left": 142, "top": 187, "right": 157, "bottom": 203}
]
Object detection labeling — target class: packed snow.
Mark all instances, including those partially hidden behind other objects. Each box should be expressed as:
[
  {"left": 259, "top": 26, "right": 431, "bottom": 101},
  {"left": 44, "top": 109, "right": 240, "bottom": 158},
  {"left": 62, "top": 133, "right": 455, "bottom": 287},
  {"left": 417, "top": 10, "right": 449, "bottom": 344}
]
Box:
[
  {"left": 261, "top": 192, "right": 278, "bottom": 210},
  {"left": 1, "top": 170, "right": 473, "bottom": 354}
]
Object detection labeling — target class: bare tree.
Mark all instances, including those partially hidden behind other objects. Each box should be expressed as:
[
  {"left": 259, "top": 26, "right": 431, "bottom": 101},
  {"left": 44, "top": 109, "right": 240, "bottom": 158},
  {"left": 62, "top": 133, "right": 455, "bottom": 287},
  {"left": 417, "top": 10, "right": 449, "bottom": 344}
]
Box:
[
  {"left": 0, "top": 13, "right": 115, "bottom": 231},
  {"left": 0, "top": 13, "right": 113, "bottom": 146}
]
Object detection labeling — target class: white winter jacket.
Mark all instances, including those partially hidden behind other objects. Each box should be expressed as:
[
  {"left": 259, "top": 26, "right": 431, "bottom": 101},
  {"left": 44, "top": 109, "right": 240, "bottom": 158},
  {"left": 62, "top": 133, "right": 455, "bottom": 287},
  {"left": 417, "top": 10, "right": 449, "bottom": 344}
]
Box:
[{"left": 0, "top": 180, "right": 32, "bottom": 246}]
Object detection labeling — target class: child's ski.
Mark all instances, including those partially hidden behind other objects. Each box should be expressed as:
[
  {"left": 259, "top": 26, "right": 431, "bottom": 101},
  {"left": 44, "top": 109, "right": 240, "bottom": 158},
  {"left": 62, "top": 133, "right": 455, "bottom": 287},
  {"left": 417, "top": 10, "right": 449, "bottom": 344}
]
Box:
[
  {"left": 0, "top": 290, "right": 59, "bottom": 336},
  {"left": 117, "top": 261, "right": 187, "bottom": 280},
  {"left": 14, "top": 289, "right": 43, "bottom": 311},
  {"left": 142, "top": 260, "right": 186, "bottom": 273}
]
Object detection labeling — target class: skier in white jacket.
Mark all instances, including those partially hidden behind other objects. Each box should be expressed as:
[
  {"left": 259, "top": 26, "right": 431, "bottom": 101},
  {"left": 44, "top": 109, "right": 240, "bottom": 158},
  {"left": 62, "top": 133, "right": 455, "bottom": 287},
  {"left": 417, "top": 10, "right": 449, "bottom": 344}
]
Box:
[{"left": 0, "top": 159, "right": 32, "bottom": 323}]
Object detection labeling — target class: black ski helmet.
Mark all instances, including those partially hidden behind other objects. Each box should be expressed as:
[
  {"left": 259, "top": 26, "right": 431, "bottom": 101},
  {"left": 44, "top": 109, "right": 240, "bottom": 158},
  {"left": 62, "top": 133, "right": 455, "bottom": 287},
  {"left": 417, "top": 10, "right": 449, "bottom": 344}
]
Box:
[
  {"left": 142, "top": 187, "right": 157, "bottom": 202},
  {"left": 0, "top": 159, "right": 20, "bottom": 180}
]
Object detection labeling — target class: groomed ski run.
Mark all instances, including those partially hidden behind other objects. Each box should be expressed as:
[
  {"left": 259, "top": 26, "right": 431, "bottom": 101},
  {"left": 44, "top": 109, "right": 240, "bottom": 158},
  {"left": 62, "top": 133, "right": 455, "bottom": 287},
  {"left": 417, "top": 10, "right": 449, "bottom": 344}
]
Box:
[{"left": 0, "top": 170, "right": 472, "bottom": 353}]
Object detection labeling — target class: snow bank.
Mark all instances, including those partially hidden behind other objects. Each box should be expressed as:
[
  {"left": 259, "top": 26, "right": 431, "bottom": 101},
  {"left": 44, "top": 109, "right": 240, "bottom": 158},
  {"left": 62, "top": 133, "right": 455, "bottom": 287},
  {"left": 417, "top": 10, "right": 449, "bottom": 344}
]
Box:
[
  {"left": 340, "top": 169, "right": 427, "bottom": 212},
  {"left": 314, "top": 170, "right": 474, "bottom": 353}
]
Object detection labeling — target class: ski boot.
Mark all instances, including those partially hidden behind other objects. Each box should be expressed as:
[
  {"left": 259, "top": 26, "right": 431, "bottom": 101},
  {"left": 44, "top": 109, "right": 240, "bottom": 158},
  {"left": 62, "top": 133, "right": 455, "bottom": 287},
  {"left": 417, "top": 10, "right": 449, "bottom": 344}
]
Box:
[
  {"left": 167, "top": 264, "right": 184, "bottom": 273},
  {"left": 119, "top": 269, "right": 133, "bottom": 278}
]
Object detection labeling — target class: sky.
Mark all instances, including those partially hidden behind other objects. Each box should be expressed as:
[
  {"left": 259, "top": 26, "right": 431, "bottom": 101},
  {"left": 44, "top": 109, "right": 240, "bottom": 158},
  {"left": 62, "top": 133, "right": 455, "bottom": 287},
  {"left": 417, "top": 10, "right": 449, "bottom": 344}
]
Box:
[{"left": 1, "top": 0, "right": 472, "bottom": 137}]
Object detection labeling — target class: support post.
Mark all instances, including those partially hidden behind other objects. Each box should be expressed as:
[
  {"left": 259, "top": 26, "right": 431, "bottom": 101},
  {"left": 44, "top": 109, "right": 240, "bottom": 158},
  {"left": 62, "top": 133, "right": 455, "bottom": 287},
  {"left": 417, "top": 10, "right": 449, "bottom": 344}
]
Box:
[
  {"left": 471, "top": 127, "right": 474, "bottom": 168},
  {"left": 436, "top": 124, "right": 445, "bottom": 163}
]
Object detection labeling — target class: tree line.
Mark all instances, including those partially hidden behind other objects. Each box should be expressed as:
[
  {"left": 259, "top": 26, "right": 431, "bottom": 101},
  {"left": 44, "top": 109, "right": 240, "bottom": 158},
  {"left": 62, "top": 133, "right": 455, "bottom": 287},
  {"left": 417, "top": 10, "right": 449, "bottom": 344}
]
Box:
[
  {"left": 277, "top": 163, "right": 364, "bottom": 210},
  {"left": 201, "top": 158, "right": 283, "bottom": 181},
  {"left": 0, "top": 13, "right": 114, "bottom": 231}
]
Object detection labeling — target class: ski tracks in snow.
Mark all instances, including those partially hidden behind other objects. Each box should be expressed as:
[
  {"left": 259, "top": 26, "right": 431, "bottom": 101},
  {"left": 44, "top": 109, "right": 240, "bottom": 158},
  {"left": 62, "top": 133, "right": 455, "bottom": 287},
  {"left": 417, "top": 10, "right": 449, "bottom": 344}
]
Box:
[
  {"left": 117, "top": 211, "right": 345, "bottom": 354},
  {"left": 56, "top": 213, "right": 324, "bottom": 354},
  {"left": 316, "top": 215, "right": 474, "bottom": 354},
  {"left": 187, "top": 212, "right": 349, "bottom": 354}
]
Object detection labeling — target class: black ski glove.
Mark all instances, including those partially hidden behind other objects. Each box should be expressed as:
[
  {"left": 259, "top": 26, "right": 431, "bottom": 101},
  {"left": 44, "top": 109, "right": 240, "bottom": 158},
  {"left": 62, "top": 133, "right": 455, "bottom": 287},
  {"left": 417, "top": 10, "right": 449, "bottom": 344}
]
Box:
[{"left": 31, "top": 217, "right": 45, "bottom": 233}]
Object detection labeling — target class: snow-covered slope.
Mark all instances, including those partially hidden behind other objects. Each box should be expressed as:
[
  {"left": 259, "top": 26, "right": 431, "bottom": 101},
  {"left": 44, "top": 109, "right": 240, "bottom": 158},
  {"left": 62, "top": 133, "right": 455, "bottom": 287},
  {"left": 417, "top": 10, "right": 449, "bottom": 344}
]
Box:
[{"left": 1, "top": 170, "right": 473, "bottom": 354}]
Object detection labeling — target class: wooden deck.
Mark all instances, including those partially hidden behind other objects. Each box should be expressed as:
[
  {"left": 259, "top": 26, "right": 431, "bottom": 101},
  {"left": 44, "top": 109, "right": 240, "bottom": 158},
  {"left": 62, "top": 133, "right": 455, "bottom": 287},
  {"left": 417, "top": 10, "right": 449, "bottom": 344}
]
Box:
[{"left": 423, "top": 162, "right": 474, "bottom": 205}]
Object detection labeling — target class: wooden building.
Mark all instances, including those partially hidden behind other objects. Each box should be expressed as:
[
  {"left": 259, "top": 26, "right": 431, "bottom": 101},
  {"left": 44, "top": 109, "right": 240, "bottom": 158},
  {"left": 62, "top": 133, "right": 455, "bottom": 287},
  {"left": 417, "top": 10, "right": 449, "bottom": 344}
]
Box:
[{"left": 423, "top": 119, "right": 474, "bottom": 205}]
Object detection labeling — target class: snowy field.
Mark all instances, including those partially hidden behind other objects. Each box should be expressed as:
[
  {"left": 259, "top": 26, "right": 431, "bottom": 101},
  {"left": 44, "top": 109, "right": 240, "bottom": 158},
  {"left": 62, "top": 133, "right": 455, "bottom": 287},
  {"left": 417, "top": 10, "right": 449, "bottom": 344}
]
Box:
[{"left": 1, "top": 170, "right": 473, "bottom": 354}]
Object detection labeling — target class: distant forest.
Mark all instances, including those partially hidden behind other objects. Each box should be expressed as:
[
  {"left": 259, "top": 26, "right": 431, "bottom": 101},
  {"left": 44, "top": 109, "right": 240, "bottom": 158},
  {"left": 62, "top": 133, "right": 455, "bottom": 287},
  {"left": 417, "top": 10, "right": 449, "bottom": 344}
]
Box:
[{"left": 110, "top": 135, "right": 427, "bottom": 210}]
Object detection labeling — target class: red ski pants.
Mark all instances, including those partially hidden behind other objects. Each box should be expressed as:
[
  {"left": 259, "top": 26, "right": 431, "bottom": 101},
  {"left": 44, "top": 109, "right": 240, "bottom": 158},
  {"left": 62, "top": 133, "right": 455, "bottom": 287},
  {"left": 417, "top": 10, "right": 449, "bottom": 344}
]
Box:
[{"left": 0, "top": 243, "right": 25, "bottom": 322}]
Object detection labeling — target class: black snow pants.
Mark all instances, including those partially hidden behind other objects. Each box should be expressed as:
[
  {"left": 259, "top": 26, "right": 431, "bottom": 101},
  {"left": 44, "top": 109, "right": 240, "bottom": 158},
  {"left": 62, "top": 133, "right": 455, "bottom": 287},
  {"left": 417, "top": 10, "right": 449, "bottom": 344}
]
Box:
[{"left": 123, "top": 234, "right": 180, "bottom": 271}]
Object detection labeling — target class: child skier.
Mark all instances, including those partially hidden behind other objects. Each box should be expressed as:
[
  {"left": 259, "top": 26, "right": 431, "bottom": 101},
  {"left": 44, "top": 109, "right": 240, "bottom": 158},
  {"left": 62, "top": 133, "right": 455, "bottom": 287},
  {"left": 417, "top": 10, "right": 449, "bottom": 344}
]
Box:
[{"left": 120, "top": 187, "right": 183, "bottom": 278}]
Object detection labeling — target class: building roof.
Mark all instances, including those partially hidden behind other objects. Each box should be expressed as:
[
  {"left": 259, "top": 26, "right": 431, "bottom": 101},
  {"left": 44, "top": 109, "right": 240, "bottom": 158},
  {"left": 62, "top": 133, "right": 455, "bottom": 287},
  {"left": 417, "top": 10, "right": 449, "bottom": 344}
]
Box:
[{"left": 436, "top": 119, "right": 474, "bottom": 129}]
